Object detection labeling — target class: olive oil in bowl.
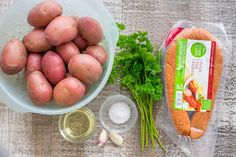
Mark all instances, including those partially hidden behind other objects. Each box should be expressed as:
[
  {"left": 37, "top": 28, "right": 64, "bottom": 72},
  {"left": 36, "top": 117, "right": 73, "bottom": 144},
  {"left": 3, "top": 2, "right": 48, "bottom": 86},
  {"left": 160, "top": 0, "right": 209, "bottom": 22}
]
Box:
[{"left": 58, "top": 107, "right": 96, "bottom": 143}]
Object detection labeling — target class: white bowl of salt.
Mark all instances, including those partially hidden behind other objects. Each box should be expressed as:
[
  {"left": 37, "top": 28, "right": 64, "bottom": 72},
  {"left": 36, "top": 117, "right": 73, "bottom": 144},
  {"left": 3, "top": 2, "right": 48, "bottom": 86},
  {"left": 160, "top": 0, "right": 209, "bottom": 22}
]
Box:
[{"left": 99, "top": 95, "right": 138, "bottom": 134}]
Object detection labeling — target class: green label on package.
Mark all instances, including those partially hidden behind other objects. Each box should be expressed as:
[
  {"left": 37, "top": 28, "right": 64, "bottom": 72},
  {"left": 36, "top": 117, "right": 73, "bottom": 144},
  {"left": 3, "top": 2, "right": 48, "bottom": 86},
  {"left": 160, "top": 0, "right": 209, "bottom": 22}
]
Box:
[{"left": 173, "top": 39, "right": 216, "bottom": 112}]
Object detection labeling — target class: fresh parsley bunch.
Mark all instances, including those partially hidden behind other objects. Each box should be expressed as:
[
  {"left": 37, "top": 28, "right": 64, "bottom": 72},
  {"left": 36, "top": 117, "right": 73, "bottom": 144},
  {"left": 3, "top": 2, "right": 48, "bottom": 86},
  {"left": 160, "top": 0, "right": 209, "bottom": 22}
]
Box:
[{"left": 109, "top": 23, "right": 166, "bottom": 152}]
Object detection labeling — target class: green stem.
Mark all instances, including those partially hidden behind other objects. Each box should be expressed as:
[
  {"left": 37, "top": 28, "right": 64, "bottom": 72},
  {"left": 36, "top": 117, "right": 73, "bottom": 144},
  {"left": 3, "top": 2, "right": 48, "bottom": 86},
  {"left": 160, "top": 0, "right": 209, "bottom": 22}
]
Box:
[
  {"left": 129, "top": 88, "right": 145, "bottom": 151},
  {"left": 145, "top": 116, "right": 148, "bottom": 147},
  {"left": 141, "top": 100, "right": 149, "bottom": 148},
  {"left": 156, "top": 136, "right": 167, "bottom": 153},
  {"left": 148, "top": 98, "right": 159, "bottom": 137},
  {"left": 150, "top": 127, "right": 155, "bottom": 148},
  {"left": 128, "top": 87, "right": 166, "bottom": 152},
  {"left": 148, "top": 99, "right": 155, "bottom": 148},
  {"left": 143, "top": 104, "right": 151, "bottom": 127},
  {"left": 141, "top": 112, "right": 145, "bottom": 151}
]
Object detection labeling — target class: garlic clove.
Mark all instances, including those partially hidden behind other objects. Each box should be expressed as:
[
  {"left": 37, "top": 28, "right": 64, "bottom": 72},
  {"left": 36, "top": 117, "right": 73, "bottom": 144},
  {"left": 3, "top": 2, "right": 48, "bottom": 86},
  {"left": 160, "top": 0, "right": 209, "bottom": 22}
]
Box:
[
  {"left": 98, "top": 129, "right": 107, "bottom": 147},
  {"left": 109, "top": 132, "right": 123, "bottom": 146}
]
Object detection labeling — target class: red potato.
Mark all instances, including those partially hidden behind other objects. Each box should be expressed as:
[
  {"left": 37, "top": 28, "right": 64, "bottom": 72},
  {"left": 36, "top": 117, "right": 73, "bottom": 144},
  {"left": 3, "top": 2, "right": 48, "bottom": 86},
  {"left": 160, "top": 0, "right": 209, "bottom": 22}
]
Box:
[
  {"left": 27, "top": 0, "right": 63, "bottom": 28},
  {"left": 53, "top": 77, "right": 85, "bottom": 106},
  {"left": 71, "top": 16, "right": 79, "bottom": 25},
  {"left": 45, "top": 16, "right": 78, "bottom": 46},
  {"left": 66, "top": 73, "right": 72, "bottom": 78},
  {"left": 68, "top": 54, "right": 102, "bottom": 84},
  {"left": 56, "top": 42, "right": 80, "bottom": 64},
  {"left": 78, "top": 17, "right": 103, "bottom": 45},
  {"left": 84, "top": 83, "right": 90, "bottom": 94},
  {"left": 73, "top": 33, "right": 89, "bottom": 51},
  {"left": 42, "top": 51, "right": 66, "bottom": 84},
  {"left": 0, "top": 39, "right": 27, "bottom": 75},
  {"left": 86, "top": 45, "right": 107, "bottom": 65},
  {"left": 23, "top": 29, "right": 52, "bottom": 53},
  {"left": 27, "top": 71, "right": 53, "bottom": 106},
  {"left": 25, "top": 53, "right": 42, "bottom": 77}
]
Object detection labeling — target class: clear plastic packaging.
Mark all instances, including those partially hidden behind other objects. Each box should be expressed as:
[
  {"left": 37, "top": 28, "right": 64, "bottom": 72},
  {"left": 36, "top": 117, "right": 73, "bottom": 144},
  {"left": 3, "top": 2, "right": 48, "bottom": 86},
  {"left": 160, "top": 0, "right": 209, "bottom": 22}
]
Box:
[{"left": 157, "top": 20, "right": 232, "bottom": 157}]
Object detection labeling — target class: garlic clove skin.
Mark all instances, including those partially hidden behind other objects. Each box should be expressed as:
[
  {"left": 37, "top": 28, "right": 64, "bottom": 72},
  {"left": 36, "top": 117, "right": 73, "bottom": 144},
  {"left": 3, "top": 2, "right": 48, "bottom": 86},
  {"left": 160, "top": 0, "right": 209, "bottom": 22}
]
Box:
[
  {"left": 109, "top": 132, "right": 123, "bottom": 146},
  {"left": 98, "top": 129, "right": 107, "bottom": 147}
]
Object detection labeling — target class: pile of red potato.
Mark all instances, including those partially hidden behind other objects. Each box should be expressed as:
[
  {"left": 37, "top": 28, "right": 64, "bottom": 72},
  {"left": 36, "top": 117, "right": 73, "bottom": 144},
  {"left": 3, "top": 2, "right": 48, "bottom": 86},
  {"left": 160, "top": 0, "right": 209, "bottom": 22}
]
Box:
[{"left": 0, "top": 0, "right": 107, "bottom": 107}]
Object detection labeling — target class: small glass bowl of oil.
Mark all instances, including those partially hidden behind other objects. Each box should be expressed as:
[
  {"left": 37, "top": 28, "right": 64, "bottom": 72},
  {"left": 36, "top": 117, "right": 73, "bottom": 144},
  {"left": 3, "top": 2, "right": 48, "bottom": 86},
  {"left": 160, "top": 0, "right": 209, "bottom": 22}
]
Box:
[{"left": 58, "top": 107, "right": 96, "bottom": 143}]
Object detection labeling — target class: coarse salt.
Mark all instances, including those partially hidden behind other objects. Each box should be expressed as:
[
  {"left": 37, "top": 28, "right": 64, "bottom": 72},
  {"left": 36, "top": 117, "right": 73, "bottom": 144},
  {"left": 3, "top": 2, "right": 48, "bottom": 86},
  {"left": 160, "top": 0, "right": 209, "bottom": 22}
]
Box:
[{"left": 108, "top": 102, "right": 131, "bottom": 124}]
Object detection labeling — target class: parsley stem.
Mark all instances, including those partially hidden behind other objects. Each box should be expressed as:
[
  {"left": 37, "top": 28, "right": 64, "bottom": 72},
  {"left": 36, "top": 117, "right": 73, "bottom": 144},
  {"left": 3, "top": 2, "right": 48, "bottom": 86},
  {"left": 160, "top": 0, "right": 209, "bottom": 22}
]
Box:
[{"left": 145, "top": 116, "right": 148, "bottom": 147}]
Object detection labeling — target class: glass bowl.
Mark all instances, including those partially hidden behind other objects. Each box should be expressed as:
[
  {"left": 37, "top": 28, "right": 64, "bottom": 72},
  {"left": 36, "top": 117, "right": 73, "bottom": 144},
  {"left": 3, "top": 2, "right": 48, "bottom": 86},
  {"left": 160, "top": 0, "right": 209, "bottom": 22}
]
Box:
[
  {"left": 0, "top": 0, "right": 118, "bottom": 115},
  {"left": 99, "top": 95, "right": 138, "bottom": 134},
  {"left": 58, "top": 107, "right": 96, "bottom": 143}
]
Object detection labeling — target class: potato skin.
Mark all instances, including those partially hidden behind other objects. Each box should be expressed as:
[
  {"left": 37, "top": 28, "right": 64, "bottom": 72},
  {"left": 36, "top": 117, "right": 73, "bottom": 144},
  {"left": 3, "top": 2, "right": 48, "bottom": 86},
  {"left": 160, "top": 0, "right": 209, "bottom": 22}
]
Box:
[
  {"left": 23, "top": 29, "right": 52, "bottom": 53},
  {"left": 78, "top": 17, "right": 103, "bottom": 45},
  {"left": 27, "top": 71, "right": 53, "bottom": 106},
  {"left": 73, "top": 33, "right": 88, "bottom": 51},
  {"left": 27, "top": 0, "right": 63, "bottom": 28},
  {"left": 66, "top": 73, "right": 72, "bottom": 78},
  {"left": 56, "top": 42, "right": 80, "bottom": 64},
  {"left": 0, "top": 39, "right": 27, "bottom": 75},
  {"left": 45, "top": 16, "right": 78, "bottom": 46},
  {"left": 71, "top": 16, "right": 79, "bottom": 25},
  {"left": 42, "top": 51, "right": 66, "bottom": 84},
  {"left": 53, "top": 77, "right": 85, "bottom": 106},
  {"left": 25, "top": 53, "right": 42, "bottom": 76},
  {"left": 86, "top": 45, "right": 107, "bottom": 65},
  {"left": 84, "top": 83, "right": 90, "bottom": 94},
  {"left": 68, "top": 54, "right": 102, "bottom": 84}
]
